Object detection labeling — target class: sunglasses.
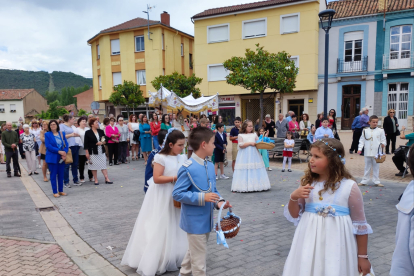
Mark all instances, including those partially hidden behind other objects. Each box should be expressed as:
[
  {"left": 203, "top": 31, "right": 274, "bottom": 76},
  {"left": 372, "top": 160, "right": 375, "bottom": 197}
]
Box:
[{"left": 390, "top": 112, "right": 395, "bottom": 113}]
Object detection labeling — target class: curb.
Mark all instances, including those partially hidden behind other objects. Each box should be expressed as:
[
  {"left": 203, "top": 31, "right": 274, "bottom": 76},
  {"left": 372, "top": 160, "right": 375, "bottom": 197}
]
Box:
[{"left": 18, "top": 162, "right": 126, "bottom": 276}]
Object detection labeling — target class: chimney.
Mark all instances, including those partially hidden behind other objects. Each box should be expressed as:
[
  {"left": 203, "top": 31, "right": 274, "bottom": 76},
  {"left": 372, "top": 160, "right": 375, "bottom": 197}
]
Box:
[{"left": 161, "top": 11, "right": 170, "bottom": 26}]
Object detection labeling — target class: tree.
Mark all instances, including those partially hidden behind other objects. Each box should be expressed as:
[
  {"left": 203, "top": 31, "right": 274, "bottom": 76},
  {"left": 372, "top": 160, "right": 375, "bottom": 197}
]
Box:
[
  {"left": 108, "top": 80, "right": 145, "bottom": 117},
  {"left": 223, "top": 44, "right": 299, "bottom": 128},
  {"left": 151, "top": 72, "right": 203, "bottom": 98},
  {"left": 77, "top": 109, "right": 88, "bottom": 116}
]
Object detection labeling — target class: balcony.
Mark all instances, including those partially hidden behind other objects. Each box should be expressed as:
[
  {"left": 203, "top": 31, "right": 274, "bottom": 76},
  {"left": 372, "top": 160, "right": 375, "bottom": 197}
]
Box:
[
  {"left": 383, "top": 54, "right": 414, "bottom": 70},
  {"left": 337, "top": 57, "right": 368, "bottom": 73}
]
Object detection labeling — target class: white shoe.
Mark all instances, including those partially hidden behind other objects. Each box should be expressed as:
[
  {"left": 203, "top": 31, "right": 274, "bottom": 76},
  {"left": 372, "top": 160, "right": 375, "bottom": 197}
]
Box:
[
  {"left": 220, "top": 174, "right": 229, "bottom": 179},
  {"left": 216, "top": 175, "right": 218, "bottom": 180},
  {"left": 38, "top": 164, "right": 42, "bottom": 169},
  {"left": 267, "top": 167, "right": 272, "bottom": 171},
  {"left": 80, "top": 179, "right": 85, "bottom": 183}
]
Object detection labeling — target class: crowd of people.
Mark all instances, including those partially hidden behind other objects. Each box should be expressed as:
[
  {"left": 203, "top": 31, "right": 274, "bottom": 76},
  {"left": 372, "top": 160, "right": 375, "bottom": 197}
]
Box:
[{"left": 1, "top": 107, "right": 413, "bottom": 276}]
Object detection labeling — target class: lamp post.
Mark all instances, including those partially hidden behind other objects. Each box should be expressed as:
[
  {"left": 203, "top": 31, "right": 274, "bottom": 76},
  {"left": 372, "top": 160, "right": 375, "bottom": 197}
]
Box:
[{"left": 318, "top": 9, "right": 336, "bottom": 118}]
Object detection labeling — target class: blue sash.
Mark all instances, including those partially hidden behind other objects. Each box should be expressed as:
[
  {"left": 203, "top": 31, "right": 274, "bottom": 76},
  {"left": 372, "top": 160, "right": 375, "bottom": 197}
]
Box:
[{"left": 305, "top": 203, "right": 350, "bottom": 217}]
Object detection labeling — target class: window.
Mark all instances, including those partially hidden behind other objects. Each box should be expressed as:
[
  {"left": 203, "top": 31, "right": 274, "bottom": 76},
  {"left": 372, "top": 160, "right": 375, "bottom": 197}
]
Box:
[
  {"left": 97, "top": 45, "right": 100, "bottom": 60},
  {"left": 162, "top": 34, "right": 165, "bottom": 50},
  {"left": 181, "top": 43, "right": 184, "bottom": 56},
  {"left": 388, "top": 83, "right": 409, "bottom": 126},
  {"left": 189, "top": 53, "right": 193, "bottom": 69},
  {"left": 98, "top": 75, "right": 102, "bottom": 89},
  {"left": 111, "top": 39, "right": 120, "bottom": 55},
  {"left": 289, "top": 56, "right": 299, "bottom": 68},
  {"left": 10, "top": 104, "right": 16, "bottom": 112},
  {"left": 136, "top": 70, "right": 146, "bottom": 85},
  {"left": 390, "top": 25, "right": 412, "bottom": 59},
  {"left": 112, "top": 72, "right": 122, "bottom": 87},
  {"left": 0, "top": 104, "right": 4, "bottom": 112},
  {"left": 344, "top": 31, "right": 363, "bottom": 62},
  {"left": 208, "top": 64, "right": 228, "bottom": 82},
  {"left": 207, "top": 24, "right": 229, "bottom": 43},
  {"left": 243, "top": 18, "right": 267, "bottom": 39},
  {"left": 135, "top": 36, "right": 145, "bottom": 52},
  {"left": 281, "top": 13, "right": 300, "bottom": 34}
]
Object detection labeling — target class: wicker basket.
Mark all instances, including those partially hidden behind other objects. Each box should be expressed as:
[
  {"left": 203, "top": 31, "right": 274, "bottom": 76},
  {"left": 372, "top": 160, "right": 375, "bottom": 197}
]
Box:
[
  {"left": 173, "top": 200, "right": 181, "bottom": 208},
  {"left": 256, "top": 142, "right": 275, "bottom": 150},
  {"left": 375, "top": 145, "right": 386, "bottom": 164},
  {"left": 215, "top": 205, "right": 241, "bottom": 240}
]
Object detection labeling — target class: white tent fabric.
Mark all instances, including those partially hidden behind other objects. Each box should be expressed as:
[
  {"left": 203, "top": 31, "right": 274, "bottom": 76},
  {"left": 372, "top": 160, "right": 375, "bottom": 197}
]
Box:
[{"left": 149, "top": 86, "right": 219, "bottom": 113}]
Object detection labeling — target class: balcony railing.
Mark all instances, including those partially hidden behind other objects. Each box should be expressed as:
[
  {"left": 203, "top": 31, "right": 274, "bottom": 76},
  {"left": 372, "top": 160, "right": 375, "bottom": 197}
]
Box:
[
  {"left": 383, "top": 54, "right": 414, "bottom": 70},
  {"left": 337, "top": 57, "right": 368, "bottom": 73}
]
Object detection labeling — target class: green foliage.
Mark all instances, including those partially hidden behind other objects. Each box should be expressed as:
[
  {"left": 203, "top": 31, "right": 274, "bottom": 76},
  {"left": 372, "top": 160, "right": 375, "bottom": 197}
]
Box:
[
  {"left": 77, "top": 109, "right": 88, "bottom": 116},
  {"left": 109, "top": 81, "right": 145, "bottom": 116},
  {"left": 45, "top": 85, "right": 90, "bottom": 106},
  {"left": 36, "top": 100, "right": 68, "bottom": 119},
  {"left": 151, "top": 72, "right": 203, "bottom": 98},
  {"left": 223, "top": 44, "right": 299, "bottom": 126},
  {"left": 12, "top": 123, "right": 17, "bottom": 128},
  {"left": 0, "top": 69, "right": 92, "bottom": 96}
]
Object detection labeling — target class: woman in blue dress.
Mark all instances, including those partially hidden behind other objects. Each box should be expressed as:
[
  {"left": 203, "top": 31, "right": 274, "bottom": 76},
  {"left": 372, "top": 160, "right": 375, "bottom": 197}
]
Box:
[{"left": 139, "top": 115, "right": 152, "bottom": 165}]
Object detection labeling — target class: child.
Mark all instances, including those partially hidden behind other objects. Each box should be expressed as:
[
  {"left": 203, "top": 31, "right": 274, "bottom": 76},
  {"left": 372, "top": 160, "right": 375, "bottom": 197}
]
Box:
[
  {"left": 229, "top": 117, "right": 241, "bottom": 172},
  {"left": 144, "top": 129, "right": 167, "bottom": 193},
  {"left": 390, "top": 145, "right": 414, "bottom": 276},
  {"left": 283, "top": 139, "right": 373, "bottom": 276},
  {"left": 315, "top": 117, "right": 334, "bottom": 139},
  {"left": 257, "top": 127, "right": 271, "bottom": 171},
  {"left": 214, "top": 123, "right": 229, "bottom": 180},
  {"left": 231, "top": 120, "right": 271, "bottom": 192},
  {"left": 358, "top": 115, "right": 386, "bottom": 187},
  {"left": 307, "top": 124, "right": 317, "bottom": 144},
  {"left": 282, "top": 131, "right": 294, "bottom": 172},
  {"left": 122, "top": 129, "right": 188, "bottom": 275},
  {"left": 173, "top": 127, "right": 231, "bottom": 276}
]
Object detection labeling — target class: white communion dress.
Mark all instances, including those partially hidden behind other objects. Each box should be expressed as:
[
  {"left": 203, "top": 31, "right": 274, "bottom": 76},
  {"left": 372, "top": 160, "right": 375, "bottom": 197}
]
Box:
[
  {"left": 283, "top": 178, "right": 374, "bottom": 276},
  {"left": 121, "top": 153, "right": 188, "bottom": 276},
  {"left": 231, "top": 133, "right": 271, "bottom": 192}
]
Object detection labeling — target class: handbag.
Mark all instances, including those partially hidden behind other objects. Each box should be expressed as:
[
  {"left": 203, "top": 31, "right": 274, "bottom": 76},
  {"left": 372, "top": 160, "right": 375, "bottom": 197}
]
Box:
[
  {"left": 59, "top": 132, "right": 73, "bottom": 164},
  {"left": 374, "top": 145, "right": 386, "bottom": 163}
]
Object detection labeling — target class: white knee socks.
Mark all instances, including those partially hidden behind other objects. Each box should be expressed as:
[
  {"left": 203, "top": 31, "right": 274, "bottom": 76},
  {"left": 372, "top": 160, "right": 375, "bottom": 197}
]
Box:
[{"left": 283, "top": 157, "right": 292, "bottom": 170}]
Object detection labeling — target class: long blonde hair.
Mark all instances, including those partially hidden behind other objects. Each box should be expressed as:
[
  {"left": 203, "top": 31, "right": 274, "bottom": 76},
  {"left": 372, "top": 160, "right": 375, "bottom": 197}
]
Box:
[{"left": 301, "top": 139, "right": 353, "bottom": 197}]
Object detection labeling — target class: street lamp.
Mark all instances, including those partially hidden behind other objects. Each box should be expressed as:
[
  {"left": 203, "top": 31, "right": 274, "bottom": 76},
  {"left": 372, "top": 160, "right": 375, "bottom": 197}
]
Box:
[{"left": 318, "top": 9, "right": 336, "bottom": 118}]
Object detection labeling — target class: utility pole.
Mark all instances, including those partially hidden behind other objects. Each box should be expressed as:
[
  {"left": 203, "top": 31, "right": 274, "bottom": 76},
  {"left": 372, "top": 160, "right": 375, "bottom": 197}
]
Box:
[{"left": 143, "top": 4, "right": 156, "bottom": 40}]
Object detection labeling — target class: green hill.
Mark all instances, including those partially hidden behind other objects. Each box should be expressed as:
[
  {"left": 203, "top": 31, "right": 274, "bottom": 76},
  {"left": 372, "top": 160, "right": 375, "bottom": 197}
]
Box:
[{"left": 0, "top": 69, "right": 92, "bottom": 95}]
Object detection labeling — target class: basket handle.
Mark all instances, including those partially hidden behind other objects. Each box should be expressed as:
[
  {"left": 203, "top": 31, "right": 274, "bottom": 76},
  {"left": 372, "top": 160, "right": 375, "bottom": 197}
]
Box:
[{"left": 216, "top": 202, "right": 229, "bottom": 249}]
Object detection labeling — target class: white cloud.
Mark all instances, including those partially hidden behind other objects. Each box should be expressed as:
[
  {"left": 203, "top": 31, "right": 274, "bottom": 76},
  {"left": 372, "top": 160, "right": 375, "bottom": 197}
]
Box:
[{"left": 0, "top": 0, "right": 254, "bottom": 78}]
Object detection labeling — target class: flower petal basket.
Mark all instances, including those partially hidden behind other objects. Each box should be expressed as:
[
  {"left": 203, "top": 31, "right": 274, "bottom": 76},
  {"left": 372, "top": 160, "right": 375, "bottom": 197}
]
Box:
[
  {"left": 255, "top": 142, "right": 275, "bottom": 150},
  {"left": 215, "top": 205, "right": 241, "bottom": 239}
]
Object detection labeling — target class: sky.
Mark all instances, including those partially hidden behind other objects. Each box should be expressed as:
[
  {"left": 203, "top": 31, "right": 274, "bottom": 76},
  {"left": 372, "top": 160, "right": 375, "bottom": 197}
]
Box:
[{"left": 0, "top": 0, "right": 266, "bottom": 78}]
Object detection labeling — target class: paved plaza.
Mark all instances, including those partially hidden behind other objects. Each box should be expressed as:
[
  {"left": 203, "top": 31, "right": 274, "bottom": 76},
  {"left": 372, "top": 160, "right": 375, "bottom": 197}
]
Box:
[{"left": 0, "top": 140, "right": 407, "bottom": 276}]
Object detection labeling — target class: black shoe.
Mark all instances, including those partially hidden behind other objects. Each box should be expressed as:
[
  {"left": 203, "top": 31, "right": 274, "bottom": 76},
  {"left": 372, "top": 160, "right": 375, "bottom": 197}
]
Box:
[
  {"left": 94, "top": 182, "right": 99, "bottom": 185},
  {"left": 14, "top": 173, "right": 21, "bottom": 177},
  {"left": 114, "top": 162, "right": 119, "bottom": 165},
  {"left": 7, "top": 173, "right": 11, "bottom": 178},
  {"left": 395, "top": 171, "right": 404, "bottom": 176},
  {"left": 109, "top": 163, "right": 113, "bottom": 166},
  {"left": 29, "top": 172, "right": 33, "bottom": 176},
  {"left": 34, "top": 172, "right": 39, "bottom": 175},
  {"left": 288, "top": 169, "right": 292, "bottom": 172},
  {"left": 349, "top": 150, "right": 353, "bottom": 154},
  {"left": 281, "top": 169, "right": 285, "bottom": 172},
  {"left": 105, "top": 180, "right": 113, "bottom": 184}
]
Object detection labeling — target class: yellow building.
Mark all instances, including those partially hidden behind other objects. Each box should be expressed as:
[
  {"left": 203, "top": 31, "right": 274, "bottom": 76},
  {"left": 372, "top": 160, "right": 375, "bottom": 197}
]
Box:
[
  {"left": 87, "top": 12, "right": 194, "bottom": 115},
  {"left": 192, "top": 0, "right": 326, "bottom": 123}
]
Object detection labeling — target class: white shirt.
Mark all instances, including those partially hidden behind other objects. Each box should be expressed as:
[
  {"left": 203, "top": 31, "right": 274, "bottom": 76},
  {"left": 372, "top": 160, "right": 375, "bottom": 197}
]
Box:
[
  {"left": 358, "top": 127, "right": 386, "bottom": 157},
  {"left": 284, "top": 139, "right": 295, "bottom": 151}
]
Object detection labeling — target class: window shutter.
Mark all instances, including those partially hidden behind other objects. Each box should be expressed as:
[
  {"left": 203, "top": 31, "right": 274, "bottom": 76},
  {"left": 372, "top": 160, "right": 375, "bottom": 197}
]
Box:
[
  {"left": 244, "top": 20, "right": 266, "bottom": 38},
  {"left": 111, "top": 39, "right": 120, "bottom": 55},
  {"left": 344, "top": 31, "right": 364, "bottom": 41},
  {"left": 282, "top": 15, "right": 299, "bottom": 33},
  {"left": 208, "top": 25, "right": 229, "bottom": 43},
  {"left": 98, "top": 76, "right": 102, "bottom": 89},
  {"left": 209, "top": 65, "right": 228, "bottom": 81},
  {"left": 113, "top": 72, "right": 122, "bottom": 86}
]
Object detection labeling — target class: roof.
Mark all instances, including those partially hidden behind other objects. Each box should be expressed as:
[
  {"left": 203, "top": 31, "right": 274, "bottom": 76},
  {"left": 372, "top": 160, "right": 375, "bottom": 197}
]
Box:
[
  {"left": 0, "top": 89, "right": 35, "bottom": 100},
  {"left": 59, "top": 104, "right": 77, "bottom": 111},
  {"left": 192, "top": 0, "right": 309, "bottom": 19},
  {"left": 88, "top": 17, "right": 193, "bottom": 43},
  {"left": 328, "top": 0, "right": 414, "bottom": 19},
  {"left": 73, "top": 88, "right": 93, "bottom": 98}
]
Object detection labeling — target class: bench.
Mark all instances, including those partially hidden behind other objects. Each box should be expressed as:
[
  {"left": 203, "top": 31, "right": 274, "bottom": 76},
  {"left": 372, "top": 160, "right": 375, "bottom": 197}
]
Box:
[{"left": 268, "top": 138, "right": 310, "bottom": 163}]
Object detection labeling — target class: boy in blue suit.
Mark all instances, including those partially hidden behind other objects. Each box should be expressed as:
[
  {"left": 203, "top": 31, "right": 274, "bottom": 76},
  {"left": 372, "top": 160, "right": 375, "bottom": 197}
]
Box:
[
  {"left": 173, "top": 127, "right": 231, "bottom": 276},
  {"left": 214, "top": 123, "right": 229, "bottom": 180}
]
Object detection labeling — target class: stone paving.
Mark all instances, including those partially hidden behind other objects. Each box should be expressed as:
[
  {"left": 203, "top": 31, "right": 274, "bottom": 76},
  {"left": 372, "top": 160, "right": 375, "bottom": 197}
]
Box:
[
  {"left": 0, "top": 237, "right": 86, "bottom": 276},
  {"left": 24, "top": 158, "right": 407, "bottom": 276}
]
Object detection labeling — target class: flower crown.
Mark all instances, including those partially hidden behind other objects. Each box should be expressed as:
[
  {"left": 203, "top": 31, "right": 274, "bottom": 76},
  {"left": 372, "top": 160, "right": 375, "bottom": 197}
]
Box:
[
  {"left": 161, "top": 127, "right": 178, "bottom": 149},
  {"left": 317, "top": 139, "right": 346, "bottom": 165}
]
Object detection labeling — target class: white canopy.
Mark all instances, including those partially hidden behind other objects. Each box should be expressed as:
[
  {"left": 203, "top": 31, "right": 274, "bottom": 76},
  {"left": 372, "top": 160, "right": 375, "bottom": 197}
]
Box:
[{"left": 149, "top": 86, "right": 219, "bottom": 113}]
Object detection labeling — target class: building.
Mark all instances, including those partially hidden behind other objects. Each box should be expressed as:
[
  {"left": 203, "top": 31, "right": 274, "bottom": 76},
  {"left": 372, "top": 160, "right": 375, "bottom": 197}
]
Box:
[
  {"left": 192, "top": 0, "right": 326, "bottom": 125},
  {"left": 57, "top": 104, "right": 78, "bottom": 117},
  {"left": 73, "top": 88, "right": 94, "bottom": 113},
  {"left": 0, "top": 89, "right": 48, "bottom": 124},
  {"left": 87, "top": 12, "right": 194, "bottom": 117},
  {"left": 319, "top": 0, "right": 414, "bottom": 130}
]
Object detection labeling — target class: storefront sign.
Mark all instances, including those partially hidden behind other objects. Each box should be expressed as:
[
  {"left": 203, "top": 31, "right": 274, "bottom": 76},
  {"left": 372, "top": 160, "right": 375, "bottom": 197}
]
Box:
[{"left": 219, "top": 96, "right": 235, "bottom": 103}]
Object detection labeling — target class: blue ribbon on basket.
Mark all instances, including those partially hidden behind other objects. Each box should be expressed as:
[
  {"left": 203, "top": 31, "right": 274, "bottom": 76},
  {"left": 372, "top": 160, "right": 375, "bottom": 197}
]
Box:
[
  {"left": 215, "top": 204, "right": 233, "bottom": 249},
  {"left": 257, "top": 135, "right": 271, "bottom": 143}
]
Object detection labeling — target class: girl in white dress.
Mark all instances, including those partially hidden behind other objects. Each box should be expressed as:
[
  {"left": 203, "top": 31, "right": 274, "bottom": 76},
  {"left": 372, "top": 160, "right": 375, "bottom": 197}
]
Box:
[
  {"left": 231, "top": 120, "right": 271, "bottom": 192},
  {"left": 283, "top": 138, "right": 374, "bottom": 276},
  {"left": 121, "top": 129, "right": 188, "bottom": 276}
]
